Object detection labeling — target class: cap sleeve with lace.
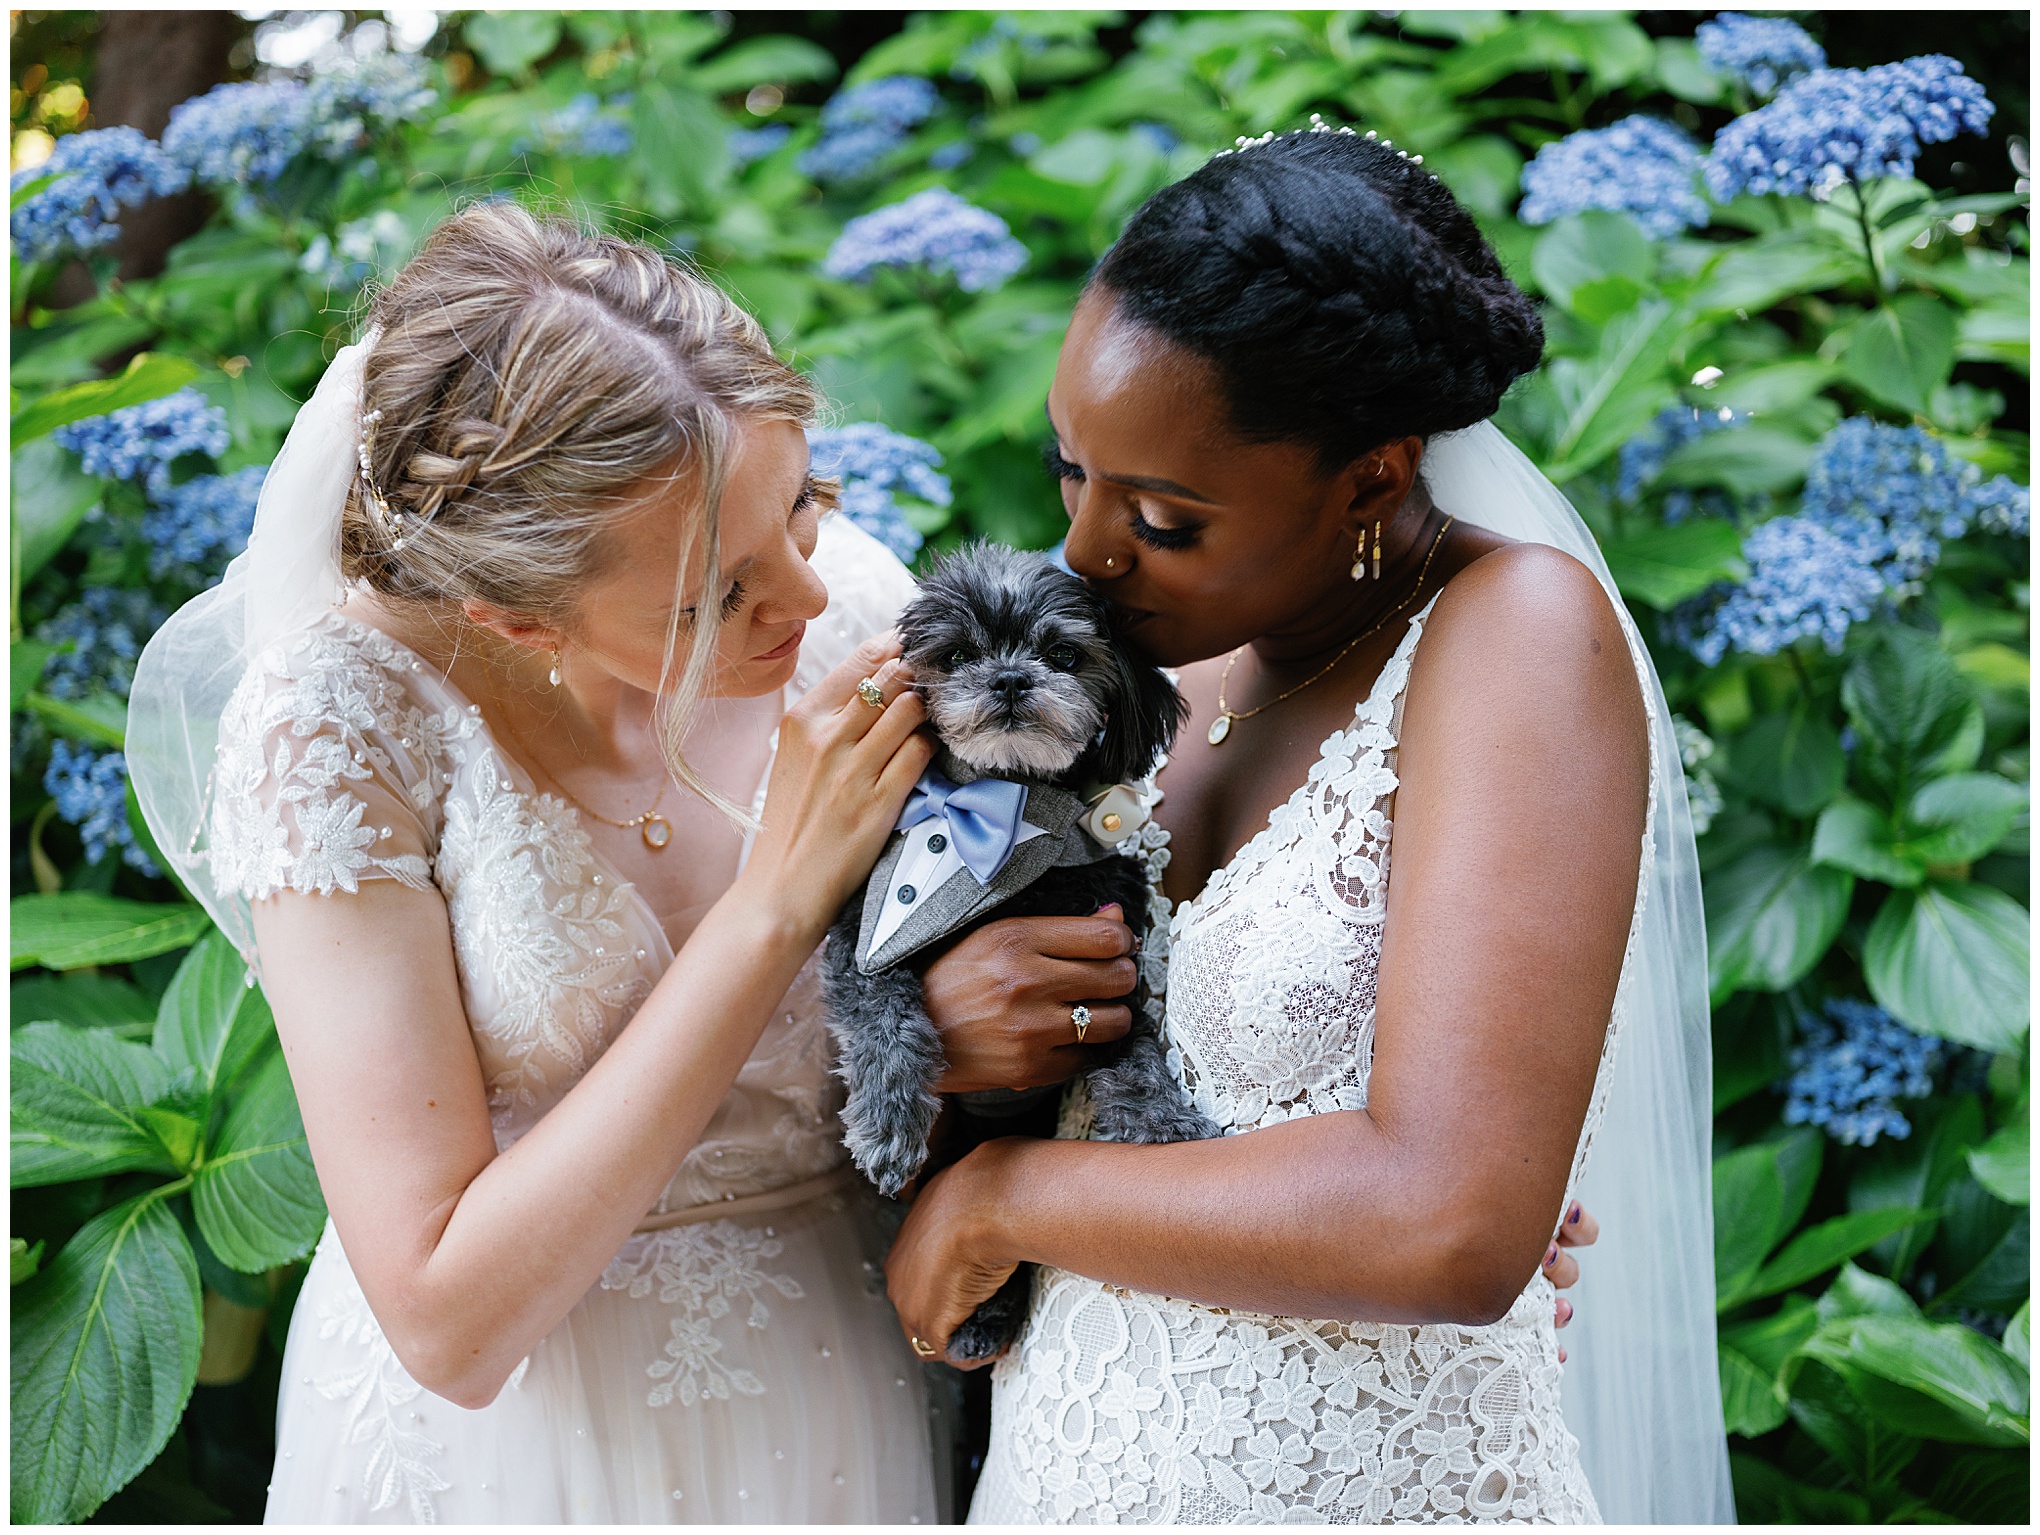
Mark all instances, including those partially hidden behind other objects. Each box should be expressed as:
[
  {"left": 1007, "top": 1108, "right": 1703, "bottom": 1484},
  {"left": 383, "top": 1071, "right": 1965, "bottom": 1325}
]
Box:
[
  {"left": 208, "top": 614, "right": 477, "bottom": 902},
  {"left": 789, "top": 512, "right": 919, "bottom": 699}
]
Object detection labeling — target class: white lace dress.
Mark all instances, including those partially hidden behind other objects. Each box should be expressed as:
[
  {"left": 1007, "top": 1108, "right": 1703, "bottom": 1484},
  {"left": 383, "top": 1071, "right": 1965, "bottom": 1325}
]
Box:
[
  {"left": 970, "top": 594, "right": 1657, "bottom": 1525},
  {"left": 215, "top": 517, "right": 941, "bottom": 1524}
]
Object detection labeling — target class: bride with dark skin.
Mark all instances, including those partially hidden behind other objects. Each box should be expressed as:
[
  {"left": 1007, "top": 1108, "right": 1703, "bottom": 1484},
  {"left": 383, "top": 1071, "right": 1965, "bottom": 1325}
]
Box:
[{"left": 893, "top": 127, "right": 1657, "bottom": 1521}]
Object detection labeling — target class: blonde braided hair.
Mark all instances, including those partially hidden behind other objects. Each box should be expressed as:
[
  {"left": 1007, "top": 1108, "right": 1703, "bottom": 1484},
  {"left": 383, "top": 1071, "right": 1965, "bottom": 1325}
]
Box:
[{"left": 341, "top": 201, "right": 822, "bottom": 814}]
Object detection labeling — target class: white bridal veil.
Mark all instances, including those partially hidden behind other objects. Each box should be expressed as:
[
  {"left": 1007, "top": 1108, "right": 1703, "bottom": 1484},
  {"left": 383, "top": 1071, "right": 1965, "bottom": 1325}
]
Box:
[
  {"left": 1424, "top": 422, "right": 1735, "bottom": 1524},
  {"left": 130, "top": 335, "right": 375, "bottom": 957}
]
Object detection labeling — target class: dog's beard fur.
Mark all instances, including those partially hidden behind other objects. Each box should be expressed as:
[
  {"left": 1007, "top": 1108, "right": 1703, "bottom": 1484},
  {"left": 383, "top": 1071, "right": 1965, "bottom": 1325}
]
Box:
[{"left": 924, "top": 656, "right": 1103, "bottom": 776}]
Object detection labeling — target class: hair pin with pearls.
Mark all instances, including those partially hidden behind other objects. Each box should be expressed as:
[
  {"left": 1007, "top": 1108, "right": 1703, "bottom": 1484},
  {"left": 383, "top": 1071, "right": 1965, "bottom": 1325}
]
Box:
[
  {"left": 357, "top": 408, "right": 412, "bottom": 553},
  {"left": 1214, "top": 113, "right": 1426, "bottom": 171}
]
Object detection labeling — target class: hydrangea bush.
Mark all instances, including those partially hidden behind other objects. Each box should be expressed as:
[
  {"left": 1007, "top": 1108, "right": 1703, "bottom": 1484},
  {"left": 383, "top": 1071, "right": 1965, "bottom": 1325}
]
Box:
[{"left": 9, "top": 11, "right": 2027, "bottom": 1526}]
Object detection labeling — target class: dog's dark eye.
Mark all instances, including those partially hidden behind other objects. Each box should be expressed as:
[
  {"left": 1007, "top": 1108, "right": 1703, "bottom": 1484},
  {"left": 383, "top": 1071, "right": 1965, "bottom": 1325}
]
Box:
[
  {"left": 1045, "top": 643, "right": 1081, "bottom": 672},
  {"left": 948, "top": 648, "right": 973, "bottom": 668}
]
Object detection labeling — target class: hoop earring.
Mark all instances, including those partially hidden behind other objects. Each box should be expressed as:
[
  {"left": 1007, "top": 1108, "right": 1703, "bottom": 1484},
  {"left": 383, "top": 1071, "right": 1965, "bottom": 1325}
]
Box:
[{"left": 548, "top": 646, "right": 563, "bottom": 688}]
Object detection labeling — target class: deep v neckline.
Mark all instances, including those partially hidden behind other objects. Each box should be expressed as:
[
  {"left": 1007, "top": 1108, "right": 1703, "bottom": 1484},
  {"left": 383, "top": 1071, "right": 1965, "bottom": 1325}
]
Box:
[{"left": 1160, "top": 594, "right": 1443, "bottom": 929}]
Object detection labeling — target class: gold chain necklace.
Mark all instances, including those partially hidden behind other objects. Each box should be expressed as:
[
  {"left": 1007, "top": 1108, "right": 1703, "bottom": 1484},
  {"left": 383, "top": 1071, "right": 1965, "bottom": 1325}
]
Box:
[
  {"left": 1207, "top": 514, "right": 1456, "bottom": 746},
  {"left": 529, "top": 761, "right": 674, "bottom": 850}
]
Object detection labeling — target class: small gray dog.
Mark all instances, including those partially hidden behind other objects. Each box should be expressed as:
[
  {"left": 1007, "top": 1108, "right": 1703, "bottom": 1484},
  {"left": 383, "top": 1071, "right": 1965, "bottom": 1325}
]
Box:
[{"left": 820, "top": 542, "right": 1218, "bottom": 1360}]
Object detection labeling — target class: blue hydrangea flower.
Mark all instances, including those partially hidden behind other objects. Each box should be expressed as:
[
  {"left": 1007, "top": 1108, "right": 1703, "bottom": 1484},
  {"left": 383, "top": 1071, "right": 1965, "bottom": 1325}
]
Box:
[
  {"left": 822, "top": 187, "right": 1029, "bottom": 293},
  {"left": 34, "top": 586, "right": 166, "bottom": 701},
  {"left": 1618, "top": 403, "right": 1750, "bottom": 522},
  {"left": 1518, "top": 115, "right": 1708, "bottom": 239},
  {"left": 164, "top": 54, "right": 434, "bottom": 188},
  {"left": 1696, "top": 13, "right": 1827, "bottom": 99},
  {"left": 301, "top": 52, "right": 436, "bottom": 157},
  {"left": 9, "top": 126, "right": 189, "bottom": 264},
  {"left": 42, "top": 740, "right": 159, "bottom": 876},
  {"left": 518, "top": 93, "right": 633, "bottom": 158},
  {"left": 1676, "top": 417, "right": 2029, "bottom": 662},
  {"left": 927, "top": 140, "right": 976, "bottom": 171},
  {"left": 142, "top": 465, "right": 267, "bottom": 584},
  {"left": 53, "top": 387, "right": 229, "bottom": 497},
  {"left": 1800, "top": 417, "right": 2030, "bottom": 579},
  {"left": 729, "top": 123, "right": 792, "bottom": 168},
  {"left": 1782, "top": 998, "right": 1941, "bottom": 1145},
  {"left": 1707, "top": 55, "right": 1994, "bottom": 202},
  {"left": 807, "top": 423, "right": 951, "bottom": 562},
  {"left": 163, "top": 79, "right": 315, "bottom": 185},
  {"left": 798, "top": 76, "right": 939, "bottom": 182},
  {"left": 1674, "top": 512, "right": 1892, "bottom": 664}
]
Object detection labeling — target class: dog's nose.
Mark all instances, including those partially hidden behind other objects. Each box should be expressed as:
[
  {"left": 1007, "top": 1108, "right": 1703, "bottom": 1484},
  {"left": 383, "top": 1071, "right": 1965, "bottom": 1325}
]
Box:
[{"left": 990, "top": 669, "right": 1032, "bottom": 704}]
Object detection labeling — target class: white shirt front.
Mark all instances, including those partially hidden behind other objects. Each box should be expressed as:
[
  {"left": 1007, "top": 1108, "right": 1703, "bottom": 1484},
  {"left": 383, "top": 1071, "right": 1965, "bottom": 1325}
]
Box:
[{"left": 869, "top": 814, "right": 1049, "bottom": 954}]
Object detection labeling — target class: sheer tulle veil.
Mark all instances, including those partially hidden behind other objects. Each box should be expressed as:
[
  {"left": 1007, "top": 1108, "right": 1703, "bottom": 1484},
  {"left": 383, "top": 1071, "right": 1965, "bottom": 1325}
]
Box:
[
  {"left": 1423, "top": 422, "right": 1734, "bottom": 1523},
  {"left": 130, "top": 333, "right": 375, "bottom": 961}
]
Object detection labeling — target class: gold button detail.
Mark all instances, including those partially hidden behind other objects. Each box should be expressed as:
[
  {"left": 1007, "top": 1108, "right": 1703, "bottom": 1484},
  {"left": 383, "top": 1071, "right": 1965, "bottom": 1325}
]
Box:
[{"left": 1101, "top": 812, "right": 1123, "bottom": 833}]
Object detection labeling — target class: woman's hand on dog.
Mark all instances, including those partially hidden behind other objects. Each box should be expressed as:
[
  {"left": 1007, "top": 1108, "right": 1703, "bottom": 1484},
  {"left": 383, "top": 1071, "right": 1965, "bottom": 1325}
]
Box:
[{"left": 922, "top": 904, "right": 1139, "bottom": 1093}]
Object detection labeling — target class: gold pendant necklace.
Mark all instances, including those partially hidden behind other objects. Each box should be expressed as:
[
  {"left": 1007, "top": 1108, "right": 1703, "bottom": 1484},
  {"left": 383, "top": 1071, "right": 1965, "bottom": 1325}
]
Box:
[
  {"left": 533, "top": 764, "right": 673, "bottom": 850},
  {"left": 1207, "top": 514, "right": 1455, "bottom": 746}
]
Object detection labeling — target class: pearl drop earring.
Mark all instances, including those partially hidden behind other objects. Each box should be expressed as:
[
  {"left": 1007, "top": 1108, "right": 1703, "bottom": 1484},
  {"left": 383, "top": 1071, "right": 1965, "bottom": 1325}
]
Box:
[{"left": 548, "top": 647, "right": 563, "bottom": 687}]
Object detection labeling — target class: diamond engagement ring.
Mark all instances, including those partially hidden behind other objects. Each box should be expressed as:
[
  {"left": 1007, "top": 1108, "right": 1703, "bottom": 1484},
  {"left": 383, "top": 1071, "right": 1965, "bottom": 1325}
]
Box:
[
  {"left": 856, "top": 675, "right": 886, "bottom": 709},
  {"left": 1071, "top": 1004, "right": 1092, "bottom": 1043}
]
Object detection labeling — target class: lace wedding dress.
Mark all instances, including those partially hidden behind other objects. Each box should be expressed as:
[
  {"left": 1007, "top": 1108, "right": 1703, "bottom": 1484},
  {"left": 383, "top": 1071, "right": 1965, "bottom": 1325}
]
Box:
[
  {"left": 230, "top": 516, "right": 940, "bottom": 1523},
  {"left": 971, "top": 590, "right": 1661, "bottom": 1525}
]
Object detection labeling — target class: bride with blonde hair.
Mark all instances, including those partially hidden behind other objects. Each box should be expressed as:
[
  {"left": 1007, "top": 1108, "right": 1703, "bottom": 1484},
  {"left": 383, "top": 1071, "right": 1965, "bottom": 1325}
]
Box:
[{"left": 132, "top": 201, "right": 957, "bottom": 1522}]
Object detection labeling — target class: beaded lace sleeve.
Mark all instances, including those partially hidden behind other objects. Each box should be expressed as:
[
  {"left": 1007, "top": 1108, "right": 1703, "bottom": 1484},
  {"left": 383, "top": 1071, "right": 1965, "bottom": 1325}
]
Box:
[{"left": 207, "top": 616, "right": 470, "bottom": 902}]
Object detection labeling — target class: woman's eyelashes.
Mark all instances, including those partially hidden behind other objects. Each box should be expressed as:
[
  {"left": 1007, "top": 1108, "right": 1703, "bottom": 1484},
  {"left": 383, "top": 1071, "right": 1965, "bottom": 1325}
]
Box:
[
  {"left": 1044, "top": 441, "right": 1199, "bottom": 549},
  {"left": 719, "top": 579, "right": 747, "bottom": 621},
  {"left": 1042, "top": 440, "right": 1084, "bottom": 482},
  {"left": 1127, "top": 504, "right": 1199, "bottom": 551}
]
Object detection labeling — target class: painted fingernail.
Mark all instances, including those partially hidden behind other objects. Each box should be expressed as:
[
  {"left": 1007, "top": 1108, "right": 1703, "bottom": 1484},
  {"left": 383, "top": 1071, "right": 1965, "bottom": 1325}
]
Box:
[
  {"left": 1567, "top": 1203, "right": 1581, "bottom": 1225},
  {"left": 1544, "top": 1244, "right": 1558, "bottom": 1267},
  {"left": 1558, "top": 1347, "right": 1567, "bottom": 1364},
  {"left": 1556, "top": 1299, "right": 1573, "bottom": 1323},
  {"left": 1093, "top": 903, "right": 1122, "bottom": 918}
]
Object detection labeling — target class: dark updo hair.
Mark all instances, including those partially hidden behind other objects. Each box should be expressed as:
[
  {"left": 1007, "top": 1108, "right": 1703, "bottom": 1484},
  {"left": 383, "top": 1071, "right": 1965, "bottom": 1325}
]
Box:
[{"left": 1090, "top": 126, "right": 1544, "bottom": 471}]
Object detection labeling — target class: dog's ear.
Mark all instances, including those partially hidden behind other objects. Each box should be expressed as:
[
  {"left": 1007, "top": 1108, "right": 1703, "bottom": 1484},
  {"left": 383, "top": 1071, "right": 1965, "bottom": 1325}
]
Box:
[{"left": 1080, "top": 615, "right": 1187, "bottom": 785}]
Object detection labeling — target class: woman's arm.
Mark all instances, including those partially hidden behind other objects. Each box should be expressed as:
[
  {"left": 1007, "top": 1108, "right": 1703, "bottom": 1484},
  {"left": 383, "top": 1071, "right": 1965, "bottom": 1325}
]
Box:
[
  {"left": 257, "top": 637, "right": 930, "bottom": 1409},
  {"left": 886, "top": 545, "right": 1648, "bottom": 1349}
]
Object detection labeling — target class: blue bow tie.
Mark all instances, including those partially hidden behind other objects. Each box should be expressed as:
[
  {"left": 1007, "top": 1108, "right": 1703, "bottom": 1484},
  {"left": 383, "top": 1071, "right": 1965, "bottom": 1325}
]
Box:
[{"left": 898, "top": 769, "right": 1029, "bottom": 885}]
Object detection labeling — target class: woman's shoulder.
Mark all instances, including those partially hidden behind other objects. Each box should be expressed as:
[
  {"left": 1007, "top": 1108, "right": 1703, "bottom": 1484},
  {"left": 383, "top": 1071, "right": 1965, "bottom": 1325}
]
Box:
[
  {"left": 225, "top": 609, "right": 479, "bottom": 772},
  {"left": 1406, "top": 541, "right": 1650, "bottom": 780},
  {"left": 1422, "top": 541, "right": 1629, "bottom": 671},
  {"left": 791, "top": 512, "right": 919, "bottom": 694}
]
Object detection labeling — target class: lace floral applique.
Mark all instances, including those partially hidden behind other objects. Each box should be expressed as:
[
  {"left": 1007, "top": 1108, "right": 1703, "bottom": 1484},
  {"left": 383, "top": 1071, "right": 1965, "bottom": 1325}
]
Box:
[
  {"left": 313, "top": 1268, "right": 452, "bottom": 1523},
  {"left": 210, "top": 616, "right": 475, "bottom": 900},
  {"left": 433, "top": 760, "right": 650, "bottom": 1140},
  {"left": 600, "top": 1220, "right": 805, "bottom": 1409}
]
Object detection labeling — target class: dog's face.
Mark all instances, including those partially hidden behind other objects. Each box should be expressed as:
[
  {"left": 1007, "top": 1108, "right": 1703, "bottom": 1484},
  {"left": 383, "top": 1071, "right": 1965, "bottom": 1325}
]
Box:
[{"left": 899, "top": 543, "right": 1184, "bottom": 783}]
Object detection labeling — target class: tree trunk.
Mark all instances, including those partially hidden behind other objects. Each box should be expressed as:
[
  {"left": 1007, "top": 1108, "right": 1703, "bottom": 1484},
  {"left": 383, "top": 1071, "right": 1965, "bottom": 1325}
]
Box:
[{"left": 92, "top": 10, "right": 240, "bottom": 281}]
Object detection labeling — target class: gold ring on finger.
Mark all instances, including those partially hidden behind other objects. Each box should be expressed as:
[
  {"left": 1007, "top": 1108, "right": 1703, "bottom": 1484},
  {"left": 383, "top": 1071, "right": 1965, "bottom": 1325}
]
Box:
[
  {"left": 910, "top": 1335, "right": 940, "bottom": 1359},
  {"left": 1071, "top": 1004, "right": 1092, "bottom": 1043},
  {"left": 856, "top": 675, "right": 886, "bottom": 709}
]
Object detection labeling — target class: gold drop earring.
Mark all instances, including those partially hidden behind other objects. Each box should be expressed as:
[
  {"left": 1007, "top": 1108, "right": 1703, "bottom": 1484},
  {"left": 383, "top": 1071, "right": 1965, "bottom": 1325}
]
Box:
[
  {"left": 1350, "top": 525, "right": 1368, "bottom": 582},
  {"left": 1373, "top": 520, "right": 1382, "bottom": 579},
  {"left": 548, "top": 645, "right": 563, "bottom": 687}
]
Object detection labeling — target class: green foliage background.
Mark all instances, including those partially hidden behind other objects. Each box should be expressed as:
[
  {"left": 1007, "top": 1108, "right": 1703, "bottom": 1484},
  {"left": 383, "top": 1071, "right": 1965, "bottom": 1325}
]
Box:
[{"left": 9, "top": 9, "right": 2031, "bottom": 1523}]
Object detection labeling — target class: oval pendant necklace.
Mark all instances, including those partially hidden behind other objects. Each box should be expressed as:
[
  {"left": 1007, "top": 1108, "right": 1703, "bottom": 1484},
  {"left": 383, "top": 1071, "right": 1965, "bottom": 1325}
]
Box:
[
  {"left": 533, "top": 764, "right": 674, "bottom": 850},
  {"left": 1208, "top": 514, "right": 1455, "bottom": 746}
]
